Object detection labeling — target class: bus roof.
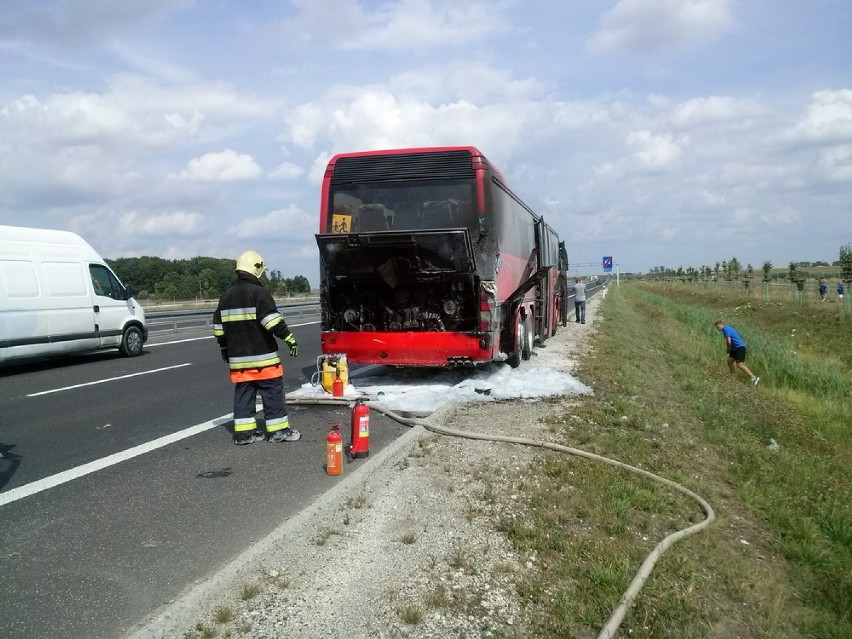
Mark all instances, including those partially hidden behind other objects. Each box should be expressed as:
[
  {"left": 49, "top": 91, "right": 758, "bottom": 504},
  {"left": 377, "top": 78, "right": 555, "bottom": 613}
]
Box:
[
  {"left": 325, "top": 146, "right": 511, "bottom": 185},
  {"left": 327, "top": 145, "right": 484, "bottom": 164}
]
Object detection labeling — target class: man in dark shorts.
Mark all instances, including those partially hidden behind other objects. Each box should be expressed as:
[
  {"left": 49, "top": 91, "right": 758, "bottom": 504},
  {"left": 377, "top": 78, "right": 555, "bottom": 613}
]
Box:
[{"left": 715, "top": 321, "right": 759, "bottom": 385}]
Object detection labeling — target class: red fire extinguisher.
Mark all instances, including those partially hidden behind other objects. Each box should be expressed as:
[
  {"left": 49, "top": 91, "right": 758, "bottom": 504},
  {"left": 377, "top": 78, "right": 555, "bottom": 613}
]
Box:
[
  {"left": 326, "top": 424, "right": 343, "bottom": 475},
  {"left": 332, "top": 366, "right": 344, "bottom": 398},
  {"left": 348, "top": 398, "right": 370, "bottom": 460}
]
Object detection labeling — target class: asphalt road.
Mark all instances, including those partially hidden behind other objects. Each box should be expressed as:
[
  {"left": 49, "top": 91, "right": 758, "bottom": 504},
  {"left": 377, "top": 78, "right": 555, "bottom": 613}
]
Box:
[{"left": 0, "top": 318, "right": 408, "bottom": 639}]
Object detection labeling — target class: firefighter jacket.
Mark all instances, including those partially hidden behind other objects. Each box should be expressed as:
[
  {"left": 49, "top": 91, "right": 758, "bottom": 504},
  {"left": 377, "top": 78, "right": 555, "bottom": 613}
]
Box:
[{"left": 213, "top": 272, "right": 290, "bottom": 383}]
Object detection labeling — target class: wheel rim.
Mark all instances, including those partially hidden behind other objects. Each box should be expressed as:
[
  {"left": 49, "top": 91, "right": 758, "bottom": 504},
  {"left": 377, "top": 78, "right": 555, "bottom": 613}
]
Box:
[
  {"left": 126, "top": 329, "right": 141, "bottom": 354},
  {"left": 515, "top": 319, "right": 524, "bottom": 355},
  {"left": 522, "top": 316, "right": 533, "bottom": 359}
]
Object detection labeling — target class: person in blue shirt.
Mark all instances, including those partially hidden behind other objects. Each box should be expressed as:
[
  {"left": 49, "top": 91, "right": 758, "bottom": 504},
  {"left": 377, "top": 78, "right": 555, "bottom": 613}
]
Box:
[
  {"left": 819, "top": 280, "right": 828, "bottom": 302},
  {"left": 714, "top": 321, "right": 759, "bottom": 385},
  {"left": 838, "top": 281, "right": 845, "bottom": 301}
]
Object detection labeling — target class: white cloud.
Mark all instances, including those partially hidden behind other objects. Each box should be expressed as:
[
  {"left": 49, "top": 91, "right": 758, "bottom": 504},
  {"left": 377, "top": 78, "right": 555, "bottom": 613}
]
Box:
[
  {"left": 169, "top": 150, "right": 263, "bottom": 182},
  {"left": 1, "top": 75, "right": 274, "bottom": 151},
  {"left": 282, "top": 85, "right": 534, "bottom": 165},
  {"left": 761, "top": 205, "right": 800, "bottom": 226},
  {"left": 119, "top": 210, "right": 204, "bottom": 237},
  {"left": 627, "top": 129, "right": 687, "bottom": 169},
  {"left": 390, "top": 61, "right": 544, "bottom": 104},
  {"left": 227, "top": 204, "right": 314, "bottom": 241},
  {"left": 670, "top": 95, "right": 764, "bottom": 129},
  {"left": 588, "top": 0, "right": 735, "bottom": 58},
  {"left": 282, "top": 0, "right": 512, "bottom": 50},
  {"left": 267, "top": 162, "right": 305, "bottom": 180},
  {"left": 1, "top": 2, "right": 849, "bottom": 277},
  {"left": 817, "top": 144, "right": 852, "bottom": 182},
  {"left": 780, "top": 89, "right": 852, "bottom": 145}
]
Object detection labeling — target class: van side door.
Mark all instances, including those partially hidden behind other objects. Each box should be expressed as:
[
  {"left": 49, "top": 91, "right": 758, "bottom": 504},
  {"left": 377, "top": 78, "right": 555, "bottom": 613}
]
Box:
[{"left": 88, "top": 264, "right": 134, "bottom": 348}]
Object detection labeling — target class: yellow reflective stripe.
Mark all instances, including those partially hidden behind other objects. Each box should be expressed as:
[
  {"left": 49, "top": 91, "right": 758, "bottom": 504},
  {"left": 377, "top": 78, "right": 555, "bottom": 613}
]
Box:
[
  {"left": 234, "top": 418, "right": 257, "bottom": 432},
  {"left": 229, "top": 355, "right": 281, "bottom": 370},
  {"left": 229, "top": 352, "right": 278, "bottom": 364},
  {"left": 261, "top": 313, "right": 283, "bottom": 330},
  {"left": 220, "top": 307, "right": 255, "bottom": 317},
  {"left": 265, "top": 416, "right": 290, "bottom": 433},
  {"left": 221, "top": 312, "right": 256, "bottom": 322},
  {"left": 213, "top": 326, "right": 224, "bottom": 337}
]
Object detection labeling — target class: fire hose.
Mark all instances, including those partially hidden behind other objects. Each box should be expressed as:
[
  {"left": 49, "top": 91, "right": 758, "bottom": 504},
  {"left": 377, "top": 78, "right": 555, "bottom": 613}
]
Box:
[{"left": 287, "top": 396, "right": 715, "bottom": 639}]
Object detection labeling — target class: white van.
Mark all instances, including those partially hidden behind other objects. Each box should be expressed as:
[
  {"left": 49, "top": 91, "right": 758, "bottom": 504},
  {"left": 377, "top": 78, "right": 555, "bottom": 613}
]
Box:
[{"left": 0, "top": 225, "right": 147, "bottom": 365}]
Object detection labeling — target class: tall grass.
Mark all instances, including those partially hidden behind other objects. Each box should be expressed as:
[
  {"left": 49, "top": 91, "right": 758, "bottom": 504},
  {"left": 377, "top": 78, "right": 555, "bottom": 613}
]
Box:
[{"left": 501, "top": 283, "right": 851, "bottom": 638}]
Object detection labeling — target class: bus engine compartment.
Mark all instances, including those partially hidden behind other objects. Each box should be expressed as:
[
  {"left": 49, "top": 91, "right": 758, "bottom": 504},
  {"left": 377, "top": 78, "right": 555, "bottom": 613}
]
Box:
[{"left": 316, "top": 229, "right": 479, "bottom": 333}]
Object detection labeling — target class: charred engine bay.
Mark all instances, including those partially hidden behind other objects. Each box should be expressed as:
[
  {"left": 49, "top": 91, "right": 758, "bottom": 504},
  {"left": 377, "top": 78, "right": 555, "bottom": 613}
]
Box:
[{"left": 317, "top": 229, "right": 479, "bottom": 333}]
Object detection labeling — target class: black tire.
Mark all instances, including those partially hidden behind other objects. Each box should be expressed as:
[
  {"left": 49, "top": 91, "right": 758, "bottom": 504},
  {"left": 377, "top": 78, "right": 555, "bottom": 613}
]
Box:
[
  {"left": 506, "top": 317, "right": 524, "bottom": 368},
  {"left": 120, "top": 325, "right": 144, "bottom": 357}
]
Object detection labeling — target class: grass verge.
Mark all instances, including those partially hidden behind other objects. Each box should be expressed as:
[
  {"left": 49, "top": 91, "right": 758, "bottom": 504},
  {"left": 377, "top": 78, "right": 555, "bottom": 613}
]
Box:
[{"left": 500, "top": 283, "right": 851, "bottom": 638}]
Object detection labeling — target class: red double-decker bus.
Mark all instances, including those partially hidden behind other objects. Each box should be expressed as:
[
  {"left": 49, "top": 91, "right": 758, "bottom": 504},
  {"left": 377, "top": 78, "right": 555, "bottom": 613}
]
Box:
[{"left": 315, "top": 146, "right": 568, "bottom": 367}]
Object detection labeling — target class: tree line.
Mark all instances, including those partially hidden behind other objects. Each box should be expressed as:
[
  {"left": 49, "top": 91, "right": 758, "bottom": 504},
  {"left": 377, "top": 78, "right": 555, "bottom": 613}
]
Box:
[
  {"left": 106, "top": 256, "right": 312, "bottom": 300},
  {"left": 645, "top": 244, "right": 852, "bottom": 282}
]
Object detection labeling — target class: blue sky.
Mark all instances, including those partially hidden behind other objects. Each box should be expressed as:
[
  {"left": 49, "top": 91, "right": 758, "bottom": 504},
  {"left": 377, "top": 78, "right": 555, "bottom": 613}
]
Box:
[{"left": 1, "top": 1, "right": 850, "bottom": 282}]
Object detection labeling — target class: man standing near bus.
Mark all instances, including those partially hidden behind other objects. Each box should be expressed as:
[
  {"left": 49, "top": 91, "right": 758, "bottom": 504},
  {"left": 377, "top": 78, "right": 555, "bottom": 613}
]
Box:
[
  {"left": 213, "top": 250, "right": 301, "bottom": 445},
  {"left": 573, "top": 278, "right": 587, "bottom": 324}
]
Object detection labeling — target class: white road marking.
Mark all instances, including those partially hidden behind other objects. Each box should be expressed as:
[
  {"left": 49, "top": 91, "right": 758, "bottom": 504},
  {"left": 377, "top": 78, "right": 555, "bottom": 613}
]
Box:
[
  {"left": 0, "top": 414, "right": 232, "bottom": 507},
  {"left": 4, "top": 319, "right": 322, "bottom": 505},
  {"left": 147, "top": 320, "right": 319, "bottom": 346},
  {"left": 146, "top": 336, "right": 212, "bottom": 346},
  {"left": 26, "top": 363, "right": 193, "bottom": 397}
]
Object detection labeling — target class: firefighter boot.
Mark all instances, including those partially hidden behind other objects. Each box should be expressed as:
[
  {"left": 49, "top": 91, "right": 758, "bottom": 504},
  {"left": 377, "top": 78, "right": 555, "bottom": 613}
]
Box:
[
  {"left": 267, "top": 428, "right": 301, "bottom": 443},
  {"left": 233, "top": 430, "right": 264, "bottom": 445}
]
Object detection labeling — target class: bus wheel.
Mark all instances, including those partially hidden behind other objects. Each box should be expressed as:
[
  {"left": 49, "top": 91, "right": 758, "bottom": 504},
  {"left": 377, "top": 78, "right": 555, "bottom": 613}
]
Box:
[
  {"left": 521, "top": 315, "right": 533, "bottom": 361},
  {"left": 120, "top": 326, "right": 144, "bottom": 357},
  {"left": 507, "top": 317, "right": 524, "bottom": 368}
]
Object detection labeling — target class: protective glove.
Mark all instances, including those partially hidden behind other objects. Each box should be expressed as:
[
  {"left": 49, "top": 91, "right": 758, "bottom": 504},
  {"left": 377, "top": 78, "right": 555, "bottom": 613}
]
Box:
[
  {"left": 219, "top": 346, "right": 229, "bottom": 362},
  {"left": 283, "top": 333, "right": 298, "bottom": 357}
]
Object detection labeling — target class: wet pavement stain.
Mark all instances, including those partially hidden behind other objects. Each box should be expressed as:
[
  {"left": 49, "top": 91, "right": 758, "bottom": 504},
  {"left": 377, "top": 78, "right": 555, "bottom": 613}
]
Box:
[{"left": 196, "top": 467, "right": 233, "bottom": 479}]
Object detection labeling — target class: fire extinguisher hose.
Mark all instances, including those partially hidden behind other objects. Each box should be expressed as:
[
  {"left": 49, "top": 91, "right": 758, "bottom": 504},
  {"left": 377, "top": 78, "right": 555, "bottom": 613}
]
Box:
[{"left": 286, "top": 396, "right": 715, "bottom": 639}]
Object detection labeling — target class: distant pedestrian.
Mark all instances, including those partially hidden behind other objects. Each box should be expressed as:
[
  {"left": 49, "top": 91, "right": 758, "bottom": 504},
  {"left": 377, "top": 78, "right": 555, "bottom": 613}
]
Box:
[
  {"left": 839, "top": 281, "right": 845, "bottom": 302},
  {"left": 213, "top": 250, "right": 301, "bottom": 445},
  {"left": 819, "top": 280, "right": 828, "bottom": 302},
  {"left": 573, "top": 278, "right": 587, "bottom": 324},
  {"left": 714, "top": 321, "right": 759, "bottom": 385}
]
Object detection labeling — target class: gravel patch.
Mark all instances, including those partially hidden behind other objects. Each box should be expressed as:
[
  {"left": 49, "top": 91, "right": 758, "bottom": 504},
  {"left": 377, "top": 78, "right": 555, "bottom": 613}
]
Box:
[{"left": 128, "top": 291, "right": 605, "bottom": 639}]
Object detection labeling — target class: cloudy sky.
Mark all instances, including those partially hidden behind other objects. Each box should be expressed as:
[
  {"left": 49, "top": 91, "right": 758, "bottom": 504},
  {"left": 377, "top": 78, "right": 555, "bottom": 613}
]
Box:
[{"left": 1, "top": 1, "right": 850, "bottom": 283}]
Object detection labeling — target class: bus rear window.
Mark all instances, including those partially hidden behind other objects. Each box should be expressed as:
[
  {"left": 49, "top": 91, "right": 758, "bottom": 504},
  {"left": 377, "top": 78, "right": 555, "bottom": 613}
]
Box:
[{"left": 328, "top": 180, "right": 477, "bottom": 234}]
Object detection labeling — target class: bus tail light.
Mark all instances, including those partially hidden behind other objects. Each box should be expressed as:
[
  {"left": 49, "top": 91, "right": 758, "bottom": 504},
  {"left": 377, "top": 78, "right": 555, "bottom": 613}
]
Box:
[{"left": 478, "top": 282, "right": 496, "bottom": 332}]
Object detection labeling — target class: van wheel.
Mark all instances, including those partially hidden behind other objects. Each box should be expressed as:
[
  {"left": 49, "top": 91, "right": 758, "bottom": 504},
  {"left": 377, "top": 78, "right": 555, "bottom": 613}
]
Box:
[{"left": 120, "top": 326, "right": 144, "bottom": 357}]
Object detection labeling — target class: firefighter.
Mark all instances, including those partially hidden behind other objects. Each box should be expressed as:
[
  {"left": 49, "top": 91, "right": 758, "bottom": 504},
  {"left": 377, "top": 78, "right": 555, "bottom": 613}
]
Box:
[{"left": 213, "top": 250, "right": 301, "bottom": 445}]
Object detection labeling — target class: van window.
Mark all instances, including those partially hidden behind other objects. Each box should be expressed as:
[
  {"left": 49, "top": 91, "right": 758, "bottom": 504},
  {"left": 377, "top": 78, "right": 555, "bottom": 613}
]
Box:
[{"left": 89, "top": 264, "right": 125, "bottom": 300}]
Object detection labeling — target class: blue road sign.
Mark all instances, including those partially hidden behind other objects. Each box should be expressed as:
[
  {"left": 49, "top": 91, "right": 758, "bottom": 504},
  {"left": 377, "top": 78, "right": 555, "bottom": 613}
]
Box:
[{"left": 603, "top": 256, "right": 613, "bottom": 272}]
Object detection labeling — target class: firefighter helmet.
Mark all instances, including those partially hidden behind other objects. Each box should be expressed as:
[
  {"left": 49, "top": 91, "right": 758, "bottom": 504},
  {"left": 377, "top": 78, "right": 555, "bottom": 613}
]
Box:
[{"left": 235, "top": 250, "right": 266, "bottom": 278}]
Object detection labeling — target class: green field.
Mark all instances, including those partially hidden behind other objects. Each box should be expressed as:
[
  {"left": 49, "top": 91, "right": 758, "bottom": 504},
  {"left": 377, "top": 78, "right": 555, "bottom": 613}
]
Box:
[{"left": 502, "top": 283, "right": 851, "bottom": 638}]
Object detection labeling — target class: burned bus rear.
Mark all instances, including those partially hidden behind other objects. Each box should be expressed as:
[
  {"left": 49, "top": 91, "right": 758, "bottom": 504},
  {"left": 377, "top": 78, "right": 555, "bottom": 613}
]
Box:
[{"left": 316, "top": 147, "right": 564, "bottom": 367}]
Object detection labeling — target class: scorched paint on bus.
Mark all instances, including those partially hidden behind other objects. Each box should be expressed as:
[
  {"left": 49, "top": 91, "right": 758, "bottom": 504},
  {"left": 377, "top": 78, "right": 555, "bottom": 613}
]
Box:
[{"left": 315, "top": 146, "right": 568, "bottom": 367}]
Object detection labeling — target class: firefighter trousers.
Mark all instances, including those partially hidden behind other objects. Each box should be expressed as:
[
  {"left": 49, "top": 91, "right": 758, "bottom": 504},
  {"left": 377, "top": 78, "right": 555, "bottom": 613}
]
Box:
[{"left": 233, "top": 376, "right": 290, "bottom": 434}]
